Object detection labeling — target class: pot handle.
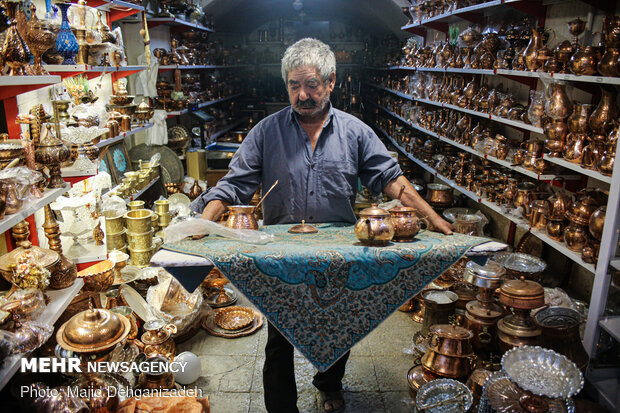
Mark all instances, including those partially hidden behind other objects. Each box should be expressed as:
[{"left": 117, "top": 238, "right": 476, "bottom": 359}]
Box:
[
  {"left": 418, "top": 216, "right": 430, "bottom": 234},
  {"left": 366, "top": 218, "right": 374, "bottom": 241},
  {"left": 544, "top": 27, "right": 556, "bottom": 45},
  {"left": 468, "top": 354, "right": 478, "bottom": 370},
  {"left": 166, "top": 323, "right": 177, "bottom": 335}
]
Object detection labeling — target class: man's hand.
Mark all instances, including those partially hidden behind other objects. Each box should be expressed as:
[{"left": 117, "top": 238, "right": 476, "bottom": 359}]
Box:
[
  {"left": 193, "top": 200, "right": 230, "bottom": 239},
  {"left": 429, "top": 216, "right": 454, "bottom": 235}
]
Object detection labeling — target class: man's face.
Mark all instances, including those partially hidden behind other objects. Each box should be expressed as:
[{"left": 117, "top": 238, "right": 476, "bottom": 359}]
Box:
[{"left": 287, "top": 66, "right": 335, "bottom": 119}]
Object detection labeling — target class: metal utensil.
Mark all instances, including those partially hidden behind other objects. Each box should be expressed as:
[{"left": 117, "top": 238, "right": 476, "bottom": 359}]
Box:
[{"left": 256, "top": 180, "right": 278, "bottom": 209}]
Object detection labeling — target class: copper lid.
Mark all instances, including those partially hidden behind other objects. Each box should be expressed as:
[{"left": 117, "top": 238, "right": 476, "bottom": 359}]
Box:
[
  {"left": 359, "top": 203, "right": 391, "bottom": 218},
  {"left": 430, "top": 324, "right": 473, "bottom": 340},
  {"left": 500, "top": 277, "right": 543, "bottom": 298},
  {"left": 463, "top": 260, "right": 505, "bottom": 289},
  {"left": 0, "top": 241, "right": 59, "bottom": 272},
  {"left": 288, "top": 220, "right": 319, "bottom": 234},
  {"left": 57, "top": 304, "right": 130, "bottom": 353}
]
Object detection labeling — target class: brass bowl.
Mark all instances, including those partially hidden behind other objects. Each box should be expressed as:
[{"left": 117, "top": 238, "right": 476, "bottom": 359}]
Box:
[
  {"left": 78, "top": 260, "right": 115, "bottom": 292},
  {"left": 124, "top": 209, "right": 153, "bottom": 233}
]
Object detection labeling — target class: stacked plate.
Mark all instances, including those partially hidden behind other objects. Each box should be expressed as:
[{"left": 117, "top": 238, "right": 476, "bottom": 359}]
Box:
[{"left": 202, "top": 305, "right": 263, "bottom": 338}]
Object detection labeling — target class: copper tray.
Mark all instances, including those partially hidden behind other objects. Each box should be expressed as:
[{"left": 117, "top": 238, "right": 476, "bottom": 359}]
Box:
[
  {"left": 202, "top": 309, "right": 263, "bottom": 338},
  {"left": 214, "top": 306, "right": 255, "bottom": 330}
]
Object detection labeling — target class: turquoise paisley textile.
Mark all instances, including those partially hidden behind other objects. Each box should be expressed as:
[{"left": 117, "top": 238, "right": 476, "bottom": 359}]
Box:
[{"left": 162, "top": 223, "right": 486, "bottom": 371}]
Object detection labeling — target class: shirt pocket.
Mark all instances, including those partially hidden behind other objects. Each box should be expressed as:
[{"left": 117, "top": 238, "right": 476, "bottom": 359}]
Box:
[{"left": 320, "top": 160, "right": 356, "bottom": 199}]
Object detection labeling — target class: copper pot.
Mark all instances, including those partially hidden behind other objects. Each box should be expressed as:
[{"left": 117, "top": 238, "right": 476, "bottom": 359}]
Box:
[
  {"left": 570, "top": 45, "right": 598, "bottom": 75},
  {"left": 389, "top": 206, "right": 427, "bottom": 242},
  {"left": 529, "top": 199, "right": 549, "bottom": 229},
  {"left": 427, "top": 324, "right": 474, "bottom": 357},
  {"left": 598, "top": 47, "right": 620, "bottom": 76},
  {"left": 499, "top": 277, "right": 545, "bottom": 310},
  {"left": 425, "top": 183, "right": 453, "bottom": 205},
  {"left": 513, "top": 182, "right": 536, "bottom": 211},
  {"left": 421, "top": 348, "right": 476, "bottom": 378},
  {"left": 533, "top": 307, "right": 589, "bottom": 371},
  {"left": 547, "top": 190, "right": 572, "bottom": 220},
  {"left": 0, "top": 241, "right": 60, "bottom": 288},
  {"left": 225, "top": 205, "right": 258, "bottom": 230},
  {"left": 564, "top": 223, "right": 589, "bottom": 252},
  {"left": 566, "top": 192, "right": 600, "bottom": 226},
  {"left": 497, "top": 314, "right": 542, "bottom": 353},
  {"left": 589, "top": 206, "right": 606, "bottom": 241},
  {"left": 546, "top": 218, "right": 566, "bottom": 241},
  {"left": 453, "top": 214, "right": 483, "bottom": 236}
]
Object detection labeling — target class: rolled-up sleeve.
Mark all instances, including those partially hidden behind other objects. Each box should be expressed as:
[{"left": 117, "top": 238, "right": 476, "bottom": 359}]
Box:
[
  {"left": 190, "top": 124, "right": 263, "bottom": 213},
  {"left": 357, "top": 128, "right": 402, "bottom": 196}
]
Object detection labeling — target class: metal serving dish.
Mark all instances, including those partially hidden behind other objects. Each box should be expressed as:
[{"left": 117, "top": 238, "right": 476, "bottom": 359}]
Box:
[
  {"left": 492, "top": 252, "right": 546, "bottom": 281},
  {"left": 415, "top": 378, "right": 473, "bottom": 412}
]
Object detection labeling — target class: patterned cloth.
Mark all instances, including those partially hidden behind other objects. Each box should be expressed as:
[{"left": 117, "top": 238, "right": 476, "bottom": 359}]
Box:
[{"left": 162, "top": 223, "right": 486, "bottom": 371}]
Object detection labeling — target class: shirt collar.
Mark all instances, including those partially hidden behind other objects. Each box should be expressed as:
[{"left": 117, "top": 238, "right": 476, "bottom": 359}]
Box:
[{"left": 289, "top": 101, "right": 335, "bottom": 129}]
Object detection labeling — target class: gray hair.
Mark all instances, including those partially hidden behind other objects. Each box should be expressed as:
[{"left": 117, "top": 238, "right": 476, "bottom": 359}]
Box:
[{"left": 281, "top": 38, "right": 336, "bottom": 84}]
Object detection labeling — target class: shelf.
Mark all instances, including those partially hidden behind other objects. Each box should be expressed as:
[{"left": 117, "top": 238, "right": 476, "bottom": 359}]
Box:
[
  {"left": 96, "top": 123, "right": 154, "bottom": 148},
  {"left": 599, "top": 316, "right": 620, "bottom": 342},
  {"left": 0, "top": 75, "right": 62, "bottom": 100},
  {"left": 124, "top": 177, "right": 159, "bottom": 202},
  {"left": 146, "top": 17, "right": 214, "bottom": 33},
  {"left": 45, "top": 65, "right": 146, "bottom": 80},
  {"left": 367, "top": 100, "right": 577, "bottom": 182},
  {"left": 368, "top": 66, "right": 620, "bottom": 86},
  {"left": 61, "top": 165, "right": 98, "bottom": 178},
  {"left": 76, "top": 0, "right": 143, "bottom": 22},
  {"left": 165, "top": 94, "right": 244, "bottom": 118},
  {"left": 61, "top": 237, "right": 107, "bottom": 264},
  {"left": 372, "top": 123, "right": 596, "bottom": 273},
  {"left": 587, "top": 367, "right": 620, "bottom": 411},
  {"left": 158, "top": 65, "right": 245, "bottom": 72},
  {"left": 0, "top": 186, "right": 68, "bottom": 235},
  {"left": 610, "top": 259, "right": 620, "bottom": 271},
  {"left": 211, "top": 118, "right": 248, "bottom": 141},
  {"left": 366, "top": 83, "right": 544, "bottom": 134},
  {"left": 542, "top": 154, "right": 612, "bottom": 185},
  {"left": 0, "top": 278, "right": 84, "bottom": 391},
  {"left": 401, "top": 0, "right": 529, "bottom": 33}
]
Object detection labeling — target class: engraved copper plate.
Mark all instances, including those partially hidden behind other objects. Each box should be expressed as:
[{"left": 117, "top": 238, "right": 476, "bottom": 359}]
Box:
[{"left": 214, "top": 306, "right": 255, "bottom": 330}]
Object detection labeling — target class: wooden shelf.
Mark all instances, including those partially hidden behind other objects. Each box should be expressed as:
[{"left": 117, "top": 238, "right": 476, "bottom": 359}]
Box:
[
  {"left": 0, "top": 279, "right": 84, "bottom": 391},
  {"left": 0, "top": 75, "right": 62, "bottom": 100},
  {"left": 372, "top": 123, "right": 596, "bottom": 273}
]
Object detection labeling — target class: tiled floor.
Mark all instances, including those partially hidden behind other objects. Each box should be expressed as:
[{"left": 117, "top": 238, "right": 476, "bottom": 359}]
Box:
[{"left": 177, "top": 294, "right": 420, "bottom": 413}]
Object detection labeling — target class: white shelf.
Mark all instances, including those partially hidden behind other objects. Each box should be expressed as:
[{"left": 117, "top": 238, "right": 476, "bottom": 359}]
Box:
[
  {"left": 373, "top": 123, "right": 596, "bottom": 273},
  {"left": 61, "top": 236, "right": 107, "bottom": 264},
  {"left": 96, "top": 123, "right": 154, "bottom": 148},
  {"left": 0, "top": 279, "right": 84, "bottom": 391},
  {"left": 45, "top": 64, "right": 146, "bottom": 73},
  {"left": 599, "top": 316, "right": 620, "bottom": 342},
  {"left": 61, "top": 165, "right": 98, "bottom": 178},
  {"left": 367, "top": 100, "right": 578, "bottom": 182},
  {"left": 543, "top": 154, "right": 612, "bottom": 185},
  {"left": 366, "top": 84, "right": 544, "bottom": 134},
  {"left": 0, "top": 186, "right": 68, "bottom": 235},
  {"left": 147, "top": 17, "right": 214, "bottom": 32},
  {"left": 610, "top": 259, "right": 620, "bottom": 271},
  {"left": 0, "top": 75, "right": 61, "bottom": 86},
  {"left": 587, "top": 368, "right": 620, "bottom": 411}
]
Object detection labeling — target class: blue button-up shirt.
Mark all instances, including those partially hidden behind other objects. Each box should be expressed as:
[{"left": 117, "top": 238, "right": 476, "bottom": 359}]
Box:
[{"left": 190, "top": 103, "right": 402, "bottom": 225}]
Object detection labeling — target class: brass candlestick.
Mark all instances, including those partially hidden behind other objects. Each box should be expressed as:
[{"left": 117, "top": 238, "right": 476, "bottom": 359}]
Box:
[
  {"left": 43, "top": 204, "right": 77, "bottom": 289},
  {"left": 11, "top": 220, "right": 30, "bottom": 247}
]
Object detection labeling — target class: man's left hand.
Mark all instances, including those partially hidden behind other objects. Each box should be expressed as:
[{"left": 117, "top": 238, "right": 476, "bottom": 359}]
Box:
[{"left": 430, "top": 217, "right": 454, "bottom": 235}]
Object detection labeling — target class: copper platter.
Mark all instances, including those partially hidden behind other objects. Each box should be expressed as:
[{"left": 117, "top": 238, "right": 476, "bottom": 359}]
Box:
[
  {"left": 214, "top": 306, "right": 255, "bottom": 330},
  {"left": 203, "top": 308, "right": 263, "bottom": 338}
]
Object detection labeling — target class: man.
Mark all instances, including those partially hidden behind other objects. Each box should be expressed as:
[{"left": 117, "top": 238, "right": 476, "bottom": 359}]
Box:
[{"left": 191, "top": 38, "right": 453, "bottom": 413}]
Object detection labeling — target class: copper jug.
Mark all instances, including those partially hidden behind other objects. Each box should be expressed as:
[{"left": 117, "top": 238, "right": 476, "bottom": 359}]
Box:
[
  {"left": 544, "top": 119, "right": 569, "bottom": 157},
  {"left": 589, "top": 85, "right": 618, "bottom": 135},
  {"left": 225, "top": 205, "right": 258, "bottom": 230},
  {"left": 513, "top": 182, "right": 536, "bottom": 212},
  {"left": 598, "top": 47, "right": 620, "bottom": 76},
  {"left": 523, "top": 28, "right": 544, "bottom": 71},
  {"left": 547, "top": 189, "right": 573, "bottom": 220},
  {"left": 544, "top": 82, "right": 572, "bottom": 120},
  {"left": 140, "top": 319, "right": 177, "bottom": 360},
  {"left": 567, "top": 103, "right": 593, "bottom": 134},
  {"left": 564, "top": 133, "right": 588, "bottom": 163}
]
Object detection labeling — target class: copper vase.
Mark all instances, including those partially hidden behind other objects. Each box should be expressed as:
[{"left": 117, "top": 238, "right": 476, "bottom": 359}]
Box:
[
  {"left": 24, "top": 4, "right": 56, "bottom": 76},
  {"left": 589, "top": 85, "right": 618, "bottom": 135},
  {"left": 1, "top": 0, "right": 30, "bottom": 76}
]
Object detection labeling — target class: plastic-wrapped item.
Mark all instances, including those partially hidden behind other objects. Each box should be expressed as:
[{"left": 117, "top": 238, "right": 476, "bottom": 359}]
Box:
[
  {"left": 0, "top": 329, "right": 16, "bottom": 367},
  {"left": 0, "top": 288, "right": 47, "bottom": 321},
  {"left": 0, "top": 166, "right": 44, "bottom": 204},
  {"left": 163, "top": 218, "right": 275, "bottom": 244},
  {"left": 102, "top": 195, "right": 127, "bottom": 216},
  {"left": 12, "top": 320, "right": 54, "bottom": 354}
]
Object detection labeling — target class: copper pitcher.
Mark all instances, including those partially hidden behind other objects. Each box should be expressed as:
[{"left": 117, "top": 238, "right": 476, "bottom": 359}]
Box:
[
  {"left": 598, "top": 47, "right": 620, "bottom": 77},
  {"left": 567, "top": 103, "right": 593, "bottom": 134},
  {"left": 570, "top": 45, "right": 598, "bottom": 76},
  {"left": 225, "top": 205, "right": 258, "bottom": 230},
  {"left": 544, "top": 82, "right": 572, "bottom": 120},
  {"left": 140, "top": 319, "right": 177, "bottom": 360},
  {"left": 522, "top": 28, "right": 545, "bottom": 71},
  {"left": 589, "top": 85, "right": 618, "bottom": 135},
  {"left": 564, "top": 133, "right": 588, "bottom": 163}
]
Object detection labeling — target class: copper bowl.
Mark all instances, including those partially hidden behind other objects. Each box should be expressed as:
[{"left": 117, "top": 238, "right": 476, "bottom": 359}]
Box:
[{"left": 77, "top": 260, "right": 115, "bottom": 292}]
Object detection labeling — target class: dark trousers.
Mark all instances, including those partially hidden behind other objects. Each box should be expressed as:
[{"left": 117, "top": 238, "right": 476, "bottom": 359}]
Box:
[{"left": 263, "top": 322, "right": 350, "bottom": 413}]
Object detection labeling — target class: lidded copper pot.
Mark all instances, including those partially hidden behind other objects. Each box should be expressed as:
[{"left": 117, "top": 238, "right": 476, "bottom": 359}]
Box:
[
  {"left": 496, "top": 277, "right": 544, "bottom": 352},
  {"left": 421, "top": 324, "right": 476, "bottom": 379},
  {"left": 354, "top": 203, "right": 395, "bottom": 246},
  {"left": 463, "top": 260, "right": 506, "bottom": 352}
]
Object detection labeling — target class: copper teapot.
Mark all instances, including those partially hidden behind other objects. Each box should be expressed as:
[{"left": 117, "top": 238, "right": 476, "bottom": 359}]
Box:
[
  {"left": 140, "top": 319, "right": 177, "bottom": 360},
  {"left": 354, "top": 204, "right": 394, "bottom": 246},
  {"left": 388, "top": 206, "right": 427, "bottom": 242}
]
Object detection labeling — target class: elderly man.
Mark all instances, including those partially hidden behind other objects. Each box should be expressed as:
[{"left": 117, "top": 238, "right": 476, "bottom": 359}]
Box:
[{"left": 192, "top": 38, "right": 452, "bottom": 413}]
